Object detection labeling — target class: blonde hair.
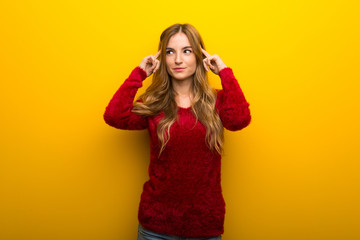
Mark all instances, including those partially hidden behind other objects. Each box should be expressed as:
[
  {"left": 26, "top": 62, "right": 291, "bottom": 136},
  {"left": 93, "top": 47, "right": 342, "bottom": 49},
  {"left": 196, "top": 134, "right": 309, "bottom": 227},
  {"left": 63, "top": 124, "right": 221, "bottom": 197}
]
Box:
[{"left": 132, "top": 23, "right": 224, "bottom": 155}]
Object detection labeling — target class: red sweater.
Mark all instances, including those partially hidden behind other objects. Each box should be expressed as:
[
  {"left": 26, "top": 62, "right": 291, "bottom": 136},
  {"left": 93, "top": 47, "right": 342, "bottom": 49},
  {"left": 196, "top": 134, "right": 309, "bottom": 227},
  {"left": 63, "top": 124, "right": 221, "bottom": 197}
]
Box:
[{"left": 103, "top": 66, "right": 251, "bottom": 238}]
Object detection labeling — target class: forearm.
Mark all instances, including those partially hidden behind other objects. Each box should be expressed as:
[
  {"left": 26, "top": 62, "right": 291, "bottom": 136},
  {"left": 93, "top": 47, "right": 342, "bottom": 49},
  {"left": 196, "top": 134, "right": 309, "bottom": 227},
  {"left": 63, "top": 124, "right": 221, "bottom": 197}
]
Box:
[
  {"left": 103, "top": 66, "right": 148, "bottom": 130},
  {"left": 216, "top": 67, "right": 251, "bottom": 131}
]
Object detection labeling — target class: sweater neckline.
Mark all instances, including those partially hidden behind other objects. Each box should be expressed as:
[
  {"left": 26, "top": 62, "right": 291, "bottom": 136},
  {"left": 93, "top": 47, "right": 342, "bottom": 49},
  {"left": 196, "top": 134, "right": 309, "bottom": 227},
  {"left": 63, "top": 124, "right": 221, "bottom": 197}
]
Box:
[{"left": 177, "top": 105, "right": 192, "bottom": 110}]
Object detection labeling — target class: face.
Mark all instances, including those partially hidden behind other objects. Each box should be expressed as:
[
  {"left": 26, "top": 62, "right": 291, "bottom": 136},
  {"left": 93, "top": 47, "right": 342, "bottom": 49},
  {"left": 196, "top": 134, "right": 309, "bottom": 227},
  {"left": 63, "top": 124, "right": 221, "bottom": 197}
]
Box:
[{"left": 165, "top": 32, "right": 196, "bottom": 82}]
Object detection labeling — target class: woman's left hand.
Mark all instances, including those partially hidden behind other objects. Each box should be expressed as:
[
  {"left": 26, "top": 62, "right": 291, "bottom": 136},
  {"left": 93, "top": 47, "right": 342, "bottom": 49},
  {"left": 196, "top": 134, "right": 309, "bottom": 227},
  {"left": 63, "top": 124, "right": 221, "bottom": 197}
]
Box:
[{"left": 201, "top": 48, "right": 227, "bottom": 75}]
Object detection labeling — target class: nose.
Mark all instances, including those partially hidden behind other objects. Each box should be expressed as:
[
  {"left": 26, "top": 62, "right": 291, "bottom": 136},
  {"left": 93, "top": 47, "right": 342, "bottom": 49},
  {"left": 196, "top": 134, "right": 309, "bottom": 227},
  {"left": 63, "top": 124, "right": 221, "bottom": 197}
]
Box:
[{"left": 175, "top": 53, "right": 182, "bottom": 65}]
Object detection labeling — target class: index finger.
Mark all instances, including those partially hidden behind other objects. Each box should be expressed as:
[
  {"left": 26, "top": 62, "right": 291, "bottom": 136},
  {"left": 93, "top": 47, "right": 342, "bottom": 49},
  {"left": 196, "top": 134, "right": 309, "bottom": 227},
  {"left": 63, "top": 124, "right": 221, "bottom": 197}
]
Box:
[
  {"left": 154, "top": 50, "right": 161, "bottom": 59},
  {"left": 201, "top": 48, "right": 211, "bottom": 58}
]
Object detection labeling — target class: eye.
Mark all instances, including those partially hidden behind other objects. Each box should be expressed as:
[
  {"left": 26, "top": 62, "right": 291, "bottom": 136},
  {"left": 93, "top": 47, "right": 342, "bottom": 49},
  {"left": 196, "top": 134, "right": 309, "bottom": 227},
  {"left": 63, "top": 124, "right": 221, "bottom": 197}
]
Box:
[
  {"left": 184, "top": 49, "right": 192, "bottom": 54},
  {"left": 166, "top": 50, "right": 174, "bottom": 55}
]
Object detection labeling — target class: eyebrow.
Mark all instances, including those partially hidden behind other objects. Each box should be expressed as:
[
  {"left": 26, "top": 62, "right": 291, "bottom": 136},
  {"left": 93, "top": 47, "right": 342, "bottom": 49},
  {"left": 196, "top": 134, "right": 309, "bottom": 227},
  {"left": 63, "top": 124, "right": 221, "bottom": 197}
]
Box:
[{"left": 166, "top": 46, "right": 192, "bottom": 50}]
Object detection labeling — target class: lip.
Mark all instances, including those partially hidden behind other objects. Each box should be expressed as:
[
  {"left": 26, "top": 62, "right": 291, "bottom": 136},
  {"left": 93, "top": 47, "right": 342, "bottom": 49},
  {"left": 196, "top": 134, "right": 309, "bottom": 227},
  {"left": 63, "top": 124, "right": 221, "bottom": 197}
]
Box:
[{"left": 173, "top": 68, "right": 186, "bottom": 72}]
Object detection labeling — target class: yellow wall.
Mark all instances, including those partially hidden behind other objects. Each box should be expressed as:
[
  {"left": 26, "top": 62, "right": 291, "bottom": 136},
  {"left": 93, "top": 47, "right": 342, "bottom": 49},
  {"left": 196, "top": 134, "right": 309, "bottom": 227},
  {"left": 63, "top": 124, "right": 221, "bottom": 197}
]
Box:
[{"left": 1, "top": 0, "right": 359, "bottom": 239}]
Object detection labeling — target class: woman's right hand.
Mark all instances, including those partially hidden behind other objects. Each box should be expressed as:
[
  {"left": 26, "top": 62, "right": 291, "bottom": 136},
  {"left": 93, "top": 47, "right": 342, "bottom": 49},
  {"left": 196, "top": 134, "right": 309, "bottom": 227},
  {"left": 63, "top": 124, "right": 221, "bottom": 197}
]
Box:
[{"left": 139, "top": 51, "right": 161, "bottom": 77}]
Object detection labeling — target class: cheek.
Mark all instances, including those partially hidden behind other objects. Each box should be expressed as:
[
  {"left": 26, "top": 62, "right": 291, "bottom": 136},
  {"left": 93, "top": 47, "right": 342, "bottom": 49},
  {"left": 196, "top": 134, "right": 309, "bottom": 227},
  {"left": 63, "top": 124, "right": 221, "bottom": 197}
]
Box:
[
  {"left": 189, "top": 56, "right": 197, "bottom": 68},
  {"left": 165, "top": 57, "right": 172, "bottom": 70},
  {"left": 165, "top": 56, "right": 174, "bottom": 66}
]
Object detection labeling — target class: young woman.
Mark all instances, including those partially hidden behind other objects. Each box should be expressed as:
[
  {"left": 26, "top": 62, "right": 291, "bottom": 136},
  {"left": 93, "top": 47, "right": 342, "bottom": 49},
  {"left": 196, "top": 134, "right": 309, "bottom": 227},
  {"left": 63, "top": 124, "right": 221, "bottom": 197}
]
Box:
[{"left": 103, "top": 23, "right": 251, "bottom": 240}]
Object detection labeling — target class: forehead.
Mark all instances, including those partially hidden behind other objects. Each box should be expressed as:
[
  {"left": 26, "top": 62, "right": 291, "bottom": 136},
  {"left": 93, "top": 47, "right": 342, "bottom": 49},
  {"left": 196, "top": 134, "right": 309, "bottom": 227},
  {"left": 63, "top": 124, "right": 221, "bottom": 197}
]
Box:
[{"left": 166, "top": 32, "right": 191, "bottom": 48}]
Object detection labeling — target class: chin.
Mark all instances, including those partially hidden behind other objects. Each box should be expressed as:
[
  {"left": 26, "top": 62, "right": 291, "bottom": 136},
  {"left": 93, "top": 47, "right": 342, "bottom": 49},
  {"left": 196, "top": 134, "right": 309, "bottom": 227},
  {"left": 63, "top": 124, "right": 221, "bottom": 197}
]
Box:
[
  {"left": 172, "top": 75, "right": 192, "bottom": 81},
  {"left": 170, "top": 71, "right": 194, "bottom": 80}
]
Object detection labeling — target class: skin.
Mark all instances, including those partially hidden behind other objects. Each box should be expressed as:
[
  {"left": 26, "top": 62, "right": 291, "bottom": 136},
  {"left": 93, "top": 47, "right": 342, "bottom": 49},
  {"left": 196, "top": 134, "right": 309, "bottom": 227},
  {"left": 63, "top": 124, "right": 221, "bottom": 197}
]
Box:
[
  {"left": 138, "top": 33, "right": 228, "bottom": 108},
  {"left": 165, "top": 32, "right": 197, "bottom": 83},
  {"left": 165, "top": 32, "right": 197, "bottom": 108}
]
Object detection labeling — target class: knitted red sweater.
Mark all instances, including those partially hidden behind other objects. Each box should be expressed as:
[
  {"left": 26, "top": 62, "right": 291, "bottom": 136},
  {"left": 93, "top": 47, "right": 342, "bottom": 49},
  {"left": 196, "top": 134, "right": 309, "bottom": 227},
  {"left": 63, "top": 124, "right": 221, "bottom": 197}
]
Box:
[{"left": 103, "top": 66, "right": 251, "bottom": 238}]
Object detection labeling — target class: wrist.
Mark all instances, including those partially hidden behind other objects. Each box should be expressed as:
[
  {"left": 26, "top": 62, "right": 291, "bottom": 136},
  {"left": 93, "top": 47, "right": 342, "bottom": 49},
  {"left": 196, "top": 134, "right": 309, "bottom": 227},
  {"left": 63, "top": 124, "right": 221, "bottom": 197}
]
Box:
[
  {"left": 136, "top": 66, "right": 148, "bottom": 80},
  {"left": 218, "top": 64, "right": 227, "bottom": 72}
]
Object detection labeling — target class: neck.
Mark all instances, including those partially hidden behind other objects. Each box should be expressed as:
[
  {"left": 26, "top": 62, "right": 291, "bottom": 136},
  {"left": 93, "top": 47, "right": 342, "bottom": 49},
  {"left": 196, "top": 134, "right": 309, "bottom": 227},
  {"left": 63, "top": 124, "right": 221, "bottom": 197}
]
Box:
[
  {"left": 172, "top": 77, "right": 193, "bottom": 96},
  {"left": 171, "top": 77, "right": 194, "bottom": 108}
]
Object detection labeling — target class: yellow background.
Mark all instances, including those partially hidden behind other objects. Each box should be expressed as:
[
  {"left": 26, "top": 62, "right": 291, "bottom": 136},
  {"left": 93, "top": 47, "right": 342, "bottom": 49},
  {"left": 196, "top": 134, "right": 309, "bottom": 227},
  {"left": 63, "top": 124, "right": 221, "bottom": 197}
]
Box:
[{"left": 1, "top": 0, "right": 359, "bottom": 239}]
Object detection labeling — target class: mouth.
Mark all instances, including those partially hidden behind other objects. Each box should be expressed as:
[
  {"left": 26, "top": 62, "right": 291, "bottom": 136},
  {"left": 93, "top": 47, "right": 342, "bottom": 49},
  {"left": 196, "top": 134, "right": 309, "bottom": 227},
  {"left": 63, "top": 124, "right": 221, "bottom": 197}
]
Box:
[{"left": 173, "top": 67, "right": 186, "bottom": 72}]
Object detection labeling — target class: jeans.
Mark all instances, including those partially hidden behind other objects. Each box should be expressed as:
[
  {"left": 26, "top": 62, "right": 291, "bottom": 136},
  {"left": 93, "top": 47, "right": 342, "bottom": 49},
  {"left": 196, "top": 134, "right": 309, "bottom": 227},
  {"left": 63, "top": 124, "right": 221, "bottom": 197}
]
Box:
[{"left": 137, "top": 224, "right": 222, "bottom": 240}]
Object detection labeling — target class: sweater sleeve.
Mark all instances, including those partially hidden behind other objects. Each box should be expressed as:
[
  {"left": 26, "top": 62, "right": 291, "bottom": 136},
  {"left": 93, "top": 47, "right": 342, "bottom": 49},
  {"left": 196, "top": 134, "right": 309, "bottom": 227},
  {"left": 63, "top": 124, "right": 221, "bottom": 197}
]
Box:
[
  {"left": 103, "top": 66, "right": 148, "bottom": 130},
  {"left": 215, "top": 67, "right": 251, "bottom": 131}
]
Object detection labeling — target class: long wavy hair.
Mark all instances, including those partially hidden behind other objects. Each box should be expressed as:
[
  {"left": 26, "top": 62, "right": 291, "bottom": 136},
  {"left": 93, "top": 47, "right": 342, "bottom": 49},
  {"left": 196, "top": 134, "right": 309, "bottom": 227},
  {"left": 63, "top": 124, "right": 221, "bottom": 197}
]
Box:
[{"left": 132, "top": 23, "right": 224, "bottom": 155}]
